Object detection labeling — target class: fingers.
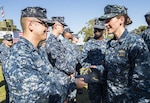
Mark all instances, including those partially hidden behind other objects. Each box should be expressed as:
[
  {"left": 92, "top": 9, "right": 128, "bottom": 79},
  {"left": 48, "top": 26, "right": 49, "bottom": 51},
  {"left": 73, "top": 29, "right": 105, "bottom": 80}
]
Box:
[
  {"left": 75, "top": 78, "right": 87, "bottom": 89},
  {"left": 90, "top": 65, "right": 97, "bottom": 68},
  {"left": 78, "top": 77, "right": 84, "bottom": 81}
]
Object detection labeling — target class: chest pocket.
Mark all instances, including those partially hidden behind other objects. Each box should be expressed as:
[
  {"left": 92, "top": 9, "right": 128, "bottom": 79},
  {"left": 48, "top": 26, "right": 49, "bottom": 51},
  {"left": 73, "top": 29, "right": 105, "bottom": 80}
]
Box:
[
  {"left": 116, "top": 49, "right": 128, "bottom": 65},
  {"left": 106, "top": 47, "right": 128, "bottom": 66},
  {"left": 31, "top": 50, "right": 50, "bottom": 74}
]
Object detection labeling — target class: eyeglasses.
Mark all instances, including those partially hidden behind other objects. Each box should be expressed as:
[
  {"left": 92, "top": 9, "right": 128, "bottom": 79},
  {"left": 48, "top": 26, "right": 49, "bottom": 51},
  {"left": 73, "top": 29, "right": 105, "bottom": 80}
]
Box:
[
  {"left": 32, "top": 20, "right": 48, "bottom": 27},
  {"left": 7, "top": 39, "right": 13, "bottom": 41}
]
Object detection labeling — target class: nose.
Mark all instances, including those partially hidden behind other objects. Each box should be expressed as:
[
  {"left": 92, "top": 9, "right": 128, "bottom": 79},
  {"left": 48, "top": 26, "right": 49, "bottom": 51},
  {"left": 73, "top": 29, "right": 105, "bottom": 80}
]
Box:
[
  {"left": 104, "top": 23, "right": 109, "bottom": 28},
  {"left": 47, "top": 29, "right": 50, "bottom": 32}
]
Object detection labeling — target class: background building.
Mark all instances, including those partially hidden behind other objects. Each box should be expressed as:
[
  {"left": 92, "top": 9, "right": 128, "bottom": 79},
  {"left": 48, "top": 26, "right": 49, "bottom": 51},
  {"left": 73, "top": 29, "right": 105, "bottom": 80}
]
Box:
[
  {"left": 0, "top": 19, "right": 21, "bottom": 43},
  {"left": 0, "top": 19, "right": 18, "bottom": 31}
]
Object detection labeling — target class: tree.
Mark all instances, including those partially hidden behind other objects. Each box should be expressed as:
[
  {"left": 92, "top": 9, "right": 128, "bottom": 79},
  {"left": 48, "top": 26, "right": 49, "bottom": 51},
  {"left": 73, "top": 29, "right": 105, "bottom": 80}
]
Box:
[
  {"left": 78, "top": 18, "right": 113, "bottom": 42},
  {"left": 131, "top": 25, "right": 147, "bottom": 34},
  {"left": 78, "top": 19, "right": 95, "bottom": 42},
  {"left": 78, "top": 19, "right": 147, "bottom": 42}
]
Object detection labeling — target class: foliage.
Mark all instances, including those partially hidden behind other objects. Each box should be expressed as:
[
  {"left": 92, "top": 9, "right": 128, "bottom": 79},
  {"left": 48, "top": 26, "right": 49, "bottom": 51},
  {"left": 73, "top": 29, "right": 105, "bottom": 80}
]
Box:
[
  {"left": 78, "top": 19, "right": 95, "bottom": 42},
  {"left": 77, "top": 18, "right": 148, "bottom": 42},
  {"left": 0, "top": 64, "right": 7, "bottom": 102},
  {"left": 0, "top": 39, "right": 3, "bottom": 44},
  {"left": 131, "top": 25, "right": 147, "bottom": 34},
  {"left": 77, "top": 18, "right": 114, "bottom": 42}
]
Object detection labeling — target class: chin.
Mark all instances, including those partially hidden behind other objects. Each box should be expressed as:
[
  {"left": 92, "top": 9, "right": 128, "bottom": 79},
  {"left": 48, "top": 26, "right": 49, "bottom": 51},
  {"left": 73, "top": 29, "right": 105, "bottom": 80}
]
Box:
[
  {"left": 43, "top": 35, "right": 47, "bottom": 40},
  {"left": 43, "top": 38, "right": 46, "bottom": 41},
  {"left": 41, "top": 37, "right": 46, "bottom": 41},
  {"left": 108, "top": 30, "right": 113, "bottom": 34}
]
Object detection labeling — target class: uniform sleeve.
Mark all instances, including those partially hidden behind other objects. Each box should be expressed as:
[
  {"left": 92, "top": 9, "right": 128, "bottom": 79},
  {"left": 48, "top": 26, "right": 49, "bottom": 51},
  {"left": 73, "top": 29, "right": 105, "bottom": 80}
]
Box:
[
  {"left": 80, "top": 42, "right": 92, "bottom": 68},
  {"left": 46, "top": 38, "right": 75, "bottom": 75},
  {"left": 129, "top": 38, "right": 150, "bottom": 98},
  {"left": 0, "top": 43, "right": 9, "bottom": 63},
  {"left": 62, "top": 40, "right": 80, "bottom": 72}
]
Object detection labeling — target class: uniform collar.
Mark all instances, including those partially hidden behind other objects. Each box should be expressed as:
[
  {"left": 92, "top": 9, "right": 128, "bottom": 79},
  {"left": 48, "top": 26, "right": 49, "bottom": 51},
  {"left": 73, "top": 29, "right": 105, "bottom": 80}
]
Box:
[
  {"left": 109, "top": 29, "right": 128, "bottom": 47},
  {"left": 19, "top": 37, "right": 38, "bottom": 52},
  {"left": 119, "top": 29, "right": 128, "bottom": 39}
]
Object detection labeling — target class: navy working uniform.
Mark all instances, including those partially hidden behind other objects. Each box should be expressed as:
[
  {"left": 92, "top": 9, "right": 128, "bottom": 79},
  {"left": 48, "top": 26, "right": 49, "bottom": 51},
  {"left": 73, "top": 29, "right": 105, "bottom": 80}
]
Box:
[
  {"left": 46, "top": 34, "right": 76, "bottom": 74},
  {"left": 99, "top": 4, "right": 150, "bottom": 103},
  {"left": 0, "top": 34, "right": 13, "bottom": 63},
  {"left": 0, "top": 42, "right": 8, "bottom": 62},
  {"left": 2, "top": 7, "right": 76, "bottom": 103},
  {"left": 140, "top": 12, "right": 150, "bottom": 51},
  {"left": 61, "top": 28, "right": 81, "bottom": 102},
  {"left": 46, "top": 34, "right": 77, "bottom": 102},
  {"left": 105, "top": 30, "right": 150, "bottom": 103},
  {"left": 2, "top": 37, "right": 70, "bottom": 103},
  {"left": 0, "top": 33, "right": 13, "bottom": 103},
  {"left": 61, "top": 28, "right": 80, "bottom": 73},
  {"left": 80, "top": 18, "right": 108, "bottom": 103},
  {"left": 46, "top": 17, "right": 77, "bottom": 102}
]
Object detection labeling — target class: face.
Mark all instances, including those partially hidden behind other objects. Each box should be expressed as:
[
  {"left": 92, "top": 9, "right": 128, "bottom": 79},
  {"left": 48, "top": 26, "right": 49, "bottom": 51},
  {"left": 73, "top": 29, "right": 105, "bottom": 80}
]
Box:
[
  {"left": 54, "top": 22, "right": 65, "bottom": 35},
  {"left": 94, "top": 28, "right": 104, "bottom": 39},
  {"left": 63, "top": 32, "right": 73, "bottom": 40},
  {"left": 30, "top": 19, "right": 50, "bottom": 41},
  {"left": 105, "top": 16, "right": 122, "bottom": 34},
  {"left": 72, "top": 36, "right": 79, "bottom": 44},
  {"left": 3, "top": 39, "right": 13, "bottom": 47}
]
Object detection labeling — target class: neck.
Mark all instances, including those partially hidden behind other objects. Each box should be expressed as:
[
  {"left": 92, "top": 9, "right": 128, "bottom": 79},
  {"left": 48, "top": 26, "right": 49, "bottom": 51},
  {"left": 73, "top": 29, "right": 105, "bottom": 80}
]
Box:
[
  {"left": 114, "top": 28, "right": 125, "bottom": 40},
  {"left": 98, "top": 36, "right": 104, "bottom": 41},
  {"left": 52, "top": 31, "right": 61, "bottom": 37},
  {"left": 22, "top": 34, "right": 40, "bottom": 49}
]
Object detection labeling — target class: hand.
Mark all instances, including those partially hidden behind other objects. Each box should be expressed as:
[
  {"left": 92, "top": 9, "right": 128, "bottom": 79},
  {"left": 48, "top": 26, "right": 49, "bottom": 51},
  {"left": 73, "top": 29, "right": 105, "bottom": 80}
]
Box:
[
  {"left": 75, "top": 78, "right": 87, "bottom": 89},
  {"left": 90, "top": 65, "right": 97, "bottom": 69},
  {"left": 69, "top": 73, "right": 75, "bottom": 78}
]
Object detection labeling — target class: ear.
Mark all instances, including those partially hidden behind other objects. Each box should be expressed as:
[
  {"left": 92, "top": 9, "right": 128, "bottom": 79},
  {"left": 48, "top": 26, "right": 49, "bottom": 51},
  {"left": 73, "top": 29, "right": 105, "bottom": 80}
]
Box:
[
  {"left": 28, "top": 21, "right": 33, "bottom": 32},
  {"left": 120, "top": 16, "right": 125, "bottom": 24}
]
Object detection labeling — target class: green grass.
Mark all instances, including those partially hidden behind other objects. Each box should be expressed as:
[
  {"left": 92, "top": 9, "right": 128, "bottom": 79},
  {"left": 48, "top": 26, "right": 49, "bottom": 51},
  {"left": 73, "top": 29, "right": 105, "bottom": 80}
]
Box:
[{"left": 0, "top": 64, "right": 6, "bottom": 102}]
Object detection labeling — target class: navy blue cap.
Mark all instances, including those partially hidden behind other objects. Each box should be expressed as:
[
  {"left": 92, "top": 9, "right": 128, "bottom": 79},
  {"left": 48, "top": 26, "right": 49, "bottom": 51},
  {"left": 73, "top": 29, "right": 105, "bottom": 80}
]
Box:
[
  {"left": 64, "top": 27, "right": 73, "bottom": 33},
  {"left": 99, "top": 4, "right": 132, "bottom": 25},
  {"left": 3, "top": 34, "right": 13, "bottom": 41},
  {"left": 145, "top": 12, "right": 150, "bottom": 19},
  {"left": 99, "top": 4, "right": 128, "bottom": 20},
  {"left": 73, "top": 34, "right": 79, "bottom": 39},
  {"left": 51, "top": 16, "right": 67, "bottom": 26},
  {"left": 94, "top": 18, "right": 105, "bottom": 29},
  {"left": 76, "top": 68, "right": 100, "bottom": 83},
  {"left": 21, "top": 7, "right": 54, "bottom": 26}
]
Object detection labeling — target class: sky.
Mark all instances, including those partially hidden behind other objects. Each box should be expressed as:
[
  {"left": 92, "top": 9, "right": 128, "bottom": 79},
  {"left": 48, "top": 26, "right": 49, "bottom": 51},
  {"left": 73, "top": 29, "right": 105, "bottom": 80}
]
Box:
[{"left": 0, "top": 0, "right": 150, "bottom": 34}]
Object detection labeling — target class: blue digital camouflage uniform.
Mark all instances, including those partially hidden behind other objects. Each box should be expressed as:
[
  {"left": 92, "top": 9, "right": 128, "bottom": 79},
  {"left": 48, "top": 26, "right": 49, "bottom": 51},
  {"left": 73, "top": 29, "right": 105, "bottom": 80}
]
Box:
[
  {"left": 140, "top": 26, "right": 150, "bottom": 51},
  {"left": 2, "top": 37, "right": 70, "bottom": 103},
  {"left": 46, "top": 34, "right": 77, "bottom": 102},
  {"left": 58, "top": 35, "right": 81, "bottom": 102},
  {"left": 59, "top": 35, "right": 80, "bottom": 71},
  {"left": 0, "top": 43, "right": 10, "bottom": 103},
  {"left": 105, "top": 29, "right": 150, "bottom": 103},
  {"left": 0, "top": 33, "right": 13, "bottom": 63},
  {"left": 0, "top": 43, "right": 10, "bottom": 63},
  {"left": 46, "top": 34, "right": 76, "bottom": 75},
  {"left": 80, "top": 38, "right": 108, "bottom": 103}
]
